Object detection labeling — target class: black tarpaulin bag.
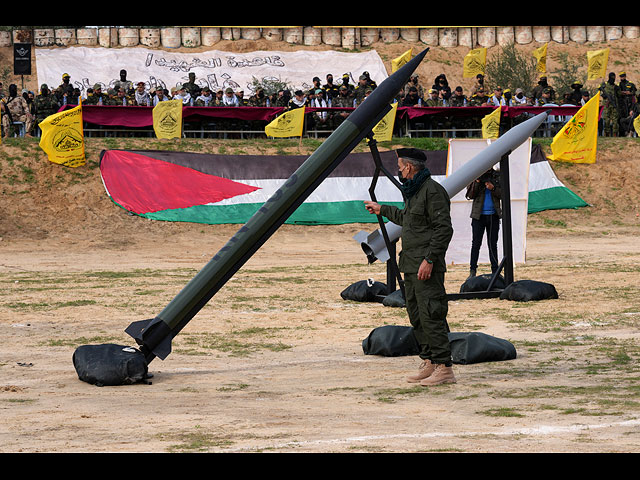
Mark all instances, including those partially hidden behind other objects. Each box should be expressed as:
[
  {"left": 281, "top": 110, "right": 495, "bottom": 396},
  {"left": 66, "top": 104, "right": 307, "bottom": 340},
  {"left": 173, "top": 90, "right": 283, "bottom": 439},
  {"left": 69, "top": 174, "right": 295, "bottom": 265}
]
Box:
[
  {"left": 459, "top": 274, "right": 506, "bottom": 293},
  {"left": 341, "top": 279, "right": 387, "bottom": 302},
  {"left": 362, "top": 327, "right": 517, "bottom": 364},
  {"left": 448, "top": 332, "right": 517, "bottom": 365},
  {"left": 73, "top": 343, "right": 149, "bottom": 387},
  {"left": 362, "top": 325, "right": 420, "bottom": 357},
  {"left": 499, "top": 279, "right": 559, "bottom": 302},
  {"left": 382, "top": 288, "right": 405, "bottom": 308}
]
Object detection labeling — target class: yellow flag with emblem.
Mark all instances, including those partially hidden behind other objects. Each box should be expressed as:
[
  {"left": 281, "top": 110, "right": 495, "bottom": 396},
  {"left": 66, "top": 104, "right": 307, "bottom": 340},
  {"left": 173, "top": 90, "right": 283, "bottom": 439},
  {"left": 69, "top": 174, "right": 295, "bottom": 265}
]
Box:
[
  {"left": 533, "top": 43, "right": 548, "bottom": 73},
  {"left": 153, "top": 99, "right": 183, "bottom": 139},
  {"left": 548, "top": 92, "right": 600, "bottom": 164},
  {"left": 463, "top": 48, "right": 487, "bottom": 78},
  {"left": 391, "top": 49, "right": 413, "bottom": 73},
  {"left": 481, "top": 107, "right": 501, "bottom": 139},
  {"left": 370, "top": 102, "right": 398, "bottom": 142},
  {"left": 265, "top": 107, "right": 305, "bottom": 138},
  {"left": 587, "top": 48, "right": 609, "bottom": 80},
  {"left": 633, "top": 114, "right": 640, "bottom": 137},
  {"left": 38, "top": 103, "right": 85, "bottom": 167}
]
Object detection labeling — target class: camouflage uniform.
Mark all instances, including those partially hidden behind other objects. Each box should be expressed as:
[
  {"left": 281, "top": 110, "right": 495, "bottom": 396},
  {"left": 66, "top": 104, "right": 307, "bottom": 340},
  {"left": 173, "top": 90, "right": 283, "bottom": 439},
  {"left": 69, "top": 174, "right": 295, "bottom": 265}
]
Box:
[
  {"left": 114, "top": 70, "right": 134, "bottom": 94},
  {"left": 55, "top": 73, "right": 74, "bottom": 104},
  {"left": 423, "top": 95, "right": 444, "bottom": 107},
  {"left": 467, "top": 91, "right": 489, "bottom": 107},
  {"left": 114, "top": 90, "right": 136, "bottom": 106},
  {"left": 404, "top": 75, "right": 424, "bottom": 100},
  {"left": 1, "top": 86, "right": 34, "bottom": 137},
  {"left": 354, "top": 77, "right": 369, "bottom": 106},
  {"left": 33, "top": 84, "right": 61, "bottom": 131},
  {"left": 531, "top": 77, "right": 556, "bottom": 103},
  {"left": 329, "top": 87, "right": 354, "bottom": 128},
  {"left": 247, "top": 88, "right": 269, "bottom": 107},
  {"left": 619, "top": 74, "right": 637, "bottom": 135},
  {"left": 600, "top": 78, "right": 621, "bottom": 136},
  {"left": 84, "top": 85, "right": 107, "bottom": 105},
  {"left": 448, "top": 91, "right": 467, "bottom": 107},
  {"left": 273, "top": 91, "right": 290, "bottom": 108},
  {"left": 339, "top": 74, "right": 355, "bottom": 100},
  {"left": 114, "top": 79, "right": 134, "bottom": 94},
  {"left": 102, "top": 89, "right": 120, "bottom": 106},
  {"left": 182, "top": 73, "right": 201, "bottom": 99}
]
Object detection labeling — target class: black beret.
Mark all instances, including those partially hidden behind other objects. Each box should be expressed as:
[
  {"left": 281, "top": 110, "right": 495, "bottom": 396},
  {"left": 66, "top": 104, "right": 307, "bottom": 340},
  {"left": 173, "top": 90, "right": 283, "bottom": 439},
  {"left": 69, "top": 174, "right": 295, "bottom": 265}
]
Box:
[{"left": 397, "top": 148, "right": 426, "bottom": 162}]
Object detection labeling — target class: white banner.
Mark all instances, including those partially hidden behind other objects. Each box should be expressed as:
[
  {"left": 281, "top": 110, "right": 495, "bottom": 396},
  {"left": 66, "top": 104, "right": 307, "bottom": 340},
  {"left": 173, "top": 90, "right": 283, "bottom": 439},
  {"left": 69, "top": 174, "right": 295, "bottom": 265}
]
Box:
[
  {"left": 446, "top": 138, "right": 530, "bottom": 266},
  {"left": 35, "top": 46, "right": 388, "bottom": 97}
]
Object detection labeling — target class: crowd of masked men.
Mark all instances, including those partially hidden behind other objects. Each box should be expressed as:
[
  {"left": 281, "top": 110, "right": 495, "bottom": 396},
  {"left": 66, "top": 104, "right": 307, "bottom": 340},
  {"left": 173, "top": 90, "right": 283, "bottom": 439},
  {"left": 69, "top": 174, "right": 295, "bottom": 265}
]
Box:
[{"left": 2, "top": 67, "right": 638, "bottom": 138}]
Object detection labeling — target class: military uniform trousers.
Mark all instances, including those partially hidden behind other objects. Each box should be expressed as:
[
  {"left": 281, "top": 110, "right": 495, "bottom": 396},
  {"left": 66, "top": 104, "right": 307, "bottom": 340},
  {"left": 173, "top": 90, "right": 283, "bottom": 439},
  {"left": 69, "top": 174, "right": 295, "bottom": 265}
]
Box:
[{"left": 403, "top": 269, "right": 451, "bottom": 364}]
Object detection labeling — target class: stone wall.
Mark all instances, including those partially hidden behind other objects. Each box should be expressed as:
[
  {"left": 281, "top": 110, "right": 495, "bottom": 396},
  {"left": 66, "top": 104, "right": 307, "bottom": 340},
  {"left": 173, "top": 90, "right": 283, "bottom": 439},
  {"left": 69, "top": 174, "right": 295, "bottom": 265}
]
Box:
[{"left": 1, "top": 26, "right": 639, "bottom": 49}]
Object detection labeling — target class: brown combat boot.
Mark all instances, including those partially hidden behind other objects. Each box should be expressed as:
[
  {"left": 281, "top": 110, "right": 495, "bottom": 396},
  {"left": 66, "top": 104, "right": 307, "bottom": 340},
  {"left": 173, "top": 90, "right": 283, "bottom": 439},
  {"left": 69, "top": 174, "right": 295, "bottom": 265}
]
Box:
[
  {"left": 406, "top": 359, "right": 435, "bottom": 383},
  {"left": 419, "top": 363, "right": 456, "bottom": 386}
]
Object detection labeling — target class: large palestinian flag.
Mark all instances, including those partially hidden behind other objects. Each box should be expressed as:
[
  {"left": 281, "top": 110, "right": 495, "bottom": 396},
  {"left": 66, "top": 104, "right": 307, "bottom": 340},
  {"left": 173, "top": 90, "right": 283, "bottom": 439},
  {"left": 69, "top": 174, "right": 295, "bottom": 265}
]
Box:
[
  {"left": 98, "top": 144, "right": 585, "bottom": 225},
  {"left": 528, "top": 143, "right": 589, "bottom": 213}
]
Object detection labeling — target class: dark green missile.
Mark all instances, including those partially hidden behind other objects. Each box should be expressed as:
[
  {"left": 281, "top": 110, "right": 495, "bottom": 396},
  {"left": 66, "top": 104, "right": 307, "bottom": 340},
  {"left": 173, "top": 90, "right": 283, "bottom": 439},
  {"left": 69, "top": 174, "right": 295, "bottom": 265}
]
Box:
[{"left": 125, "top": 48, "right": 430, "bottom": 364}]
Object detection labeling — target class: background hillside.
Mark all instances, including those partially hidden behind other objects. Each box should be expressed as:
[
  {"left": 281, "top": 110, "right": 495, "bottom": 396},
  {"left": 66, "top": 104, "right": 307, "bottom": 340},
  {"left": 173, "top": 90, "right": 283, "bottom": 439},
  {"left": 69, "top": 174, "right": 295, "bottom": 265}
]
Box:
[
  {"left": 2, "top": 38, "right": 640, "bottom": 241},
  {"left": 1, "top": 134, "right": 640, "bottom": 242}
]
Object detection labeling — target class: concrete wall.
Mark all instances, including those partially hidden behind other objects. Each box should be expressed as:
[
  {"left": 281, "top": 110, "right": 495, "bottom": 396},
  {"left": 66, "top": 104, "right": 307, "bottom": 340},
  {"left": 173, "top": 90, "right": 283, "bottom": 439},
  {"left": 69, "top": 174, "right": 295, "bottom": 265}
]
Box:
[{"left": 1, "top": 26, "right": 638, "bottom": 49}]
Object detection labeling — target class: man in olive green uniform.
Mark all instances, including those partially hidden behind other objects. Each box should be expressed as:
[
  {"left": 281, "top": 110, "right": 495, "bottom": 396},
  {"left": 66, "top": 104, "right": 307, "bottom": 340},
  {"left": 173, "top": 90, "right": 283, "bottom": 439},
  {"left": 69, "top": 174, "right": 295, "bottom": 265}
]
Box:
[
  {"left": 84, "top": 84, "right": 107, "bottom": 105},
  {"left": 330, "top": 85, "right": 354, "bottom": 128},
  {"left": 33, "top": 84, "right": 60, "bottom": 134},
  {"left": 182, "top": 72, "right": 201, "bottom": 100},
  {"left": 618, "top": 72, "right": 637, "bottom": 135},
  {"left": 600, "top": 72, "right": 621, "bottom": 136},
  {"left": 364, "top": 148, "right": 455, "bottom": 386}
]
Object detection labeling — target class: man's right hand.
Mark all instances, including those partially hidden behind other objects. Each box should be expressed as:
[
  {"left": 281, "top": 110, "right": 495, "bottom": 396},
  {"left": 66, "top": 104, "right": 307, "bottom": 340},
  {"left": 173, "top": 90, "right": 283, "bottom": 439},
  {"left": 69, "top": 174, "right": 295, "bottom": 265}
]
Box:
[{"left": 364, "top": 201, "right": 381, "bottom": 215}]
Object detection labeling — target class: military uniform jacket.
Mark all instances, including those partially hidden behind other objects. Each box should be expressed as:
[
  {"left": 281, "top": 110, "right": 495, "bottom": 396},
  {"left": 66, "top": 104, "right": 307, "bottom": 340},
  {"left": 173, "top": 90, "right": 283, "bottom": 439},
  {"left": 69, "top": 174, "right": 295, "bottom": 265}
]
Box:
[{"left": 380, "top": 177, "right": 453, "bottom": 274}]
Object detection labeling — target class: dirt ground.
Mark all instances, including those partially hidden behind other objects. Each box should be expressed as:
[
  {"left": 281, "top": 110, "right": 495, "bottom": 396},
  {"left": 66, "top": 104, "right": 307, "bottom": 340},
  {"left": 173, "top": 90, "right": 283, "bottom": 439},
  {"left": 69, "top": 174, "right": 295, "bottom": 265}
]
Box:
[{"left": 2, "top": 36, "right": 640, "bottom": 453}]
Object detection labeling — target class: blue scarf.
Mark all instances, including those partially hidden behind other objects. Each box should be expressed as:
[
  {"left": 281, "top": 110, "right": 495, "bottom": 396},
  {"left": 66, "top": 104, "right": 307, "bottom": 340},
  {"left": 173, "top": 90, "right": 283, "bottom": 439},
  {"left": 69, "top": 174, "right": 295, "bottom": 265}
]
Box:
[{"left": 400, "top": 167, "right": 431, "bottom": 198}]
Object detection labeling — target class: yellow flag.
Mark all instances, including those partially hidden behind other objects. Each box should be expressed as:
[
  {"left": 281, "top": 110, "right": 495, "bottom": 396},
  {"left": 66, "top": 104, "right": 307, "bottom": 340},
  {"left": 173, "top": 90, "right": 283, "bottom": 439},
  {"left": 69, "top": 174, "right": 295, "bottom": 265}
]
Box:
[
  {"left": 38, "top": 103, "right": 85, "bottom": 168},
  {"left": 533, "top": 43, "right": 548, "bottom": 73},
  {"left": 633, "top": 115, "right": 640, "bottom": 136},
  {"left": 463, "top": 48, "right": 487, "bottom": 78},
  {"left": 370, "top": 102, "right": 398, "bottom": 142},
  {"left": 481, "top": 107, "right": 501, "bottom": 139},
  {"left": 391, "top": 49, "right": 413, "bottom": 73},
  {"left": 587, "top": 48, "right": 609, "bottom": 80},
  {"left": 548, "top": 92, "right": 600, "bottom": 164},
  {"left": 153, "top": 99, "right": 183, "bottom": 139},
  {"left": 265, "top": 107, "right": 305, "bottom": 138}
]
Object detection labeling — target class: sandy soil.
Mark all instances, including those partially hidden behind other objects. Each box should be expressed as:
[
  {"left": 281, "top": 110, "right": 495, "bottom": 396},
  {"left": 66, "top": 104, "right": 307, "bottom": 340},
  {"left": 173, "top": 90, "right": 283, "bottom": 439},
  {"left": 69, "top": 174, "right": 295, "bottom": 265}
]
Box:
[
  {"left": 1, "top": 218, "right": 640, "bottom": 453},
  {"left": 1, "top": 37, "right": 640, "bottom": 453}
]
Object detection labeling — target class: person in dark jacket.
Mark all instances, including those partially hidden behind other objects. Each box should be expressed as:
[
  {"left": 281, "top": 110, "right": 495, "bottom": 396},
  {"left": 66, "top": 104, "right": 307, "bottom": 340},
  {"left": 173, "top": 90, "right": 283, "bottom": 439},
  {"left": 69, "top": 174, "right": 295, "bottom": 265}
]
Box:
[
  {"left": 364, "top": 148, "right": 455, "bottom": 386},
  {"left": 465, "top": 168, "right": 502, "bottom": 279}
]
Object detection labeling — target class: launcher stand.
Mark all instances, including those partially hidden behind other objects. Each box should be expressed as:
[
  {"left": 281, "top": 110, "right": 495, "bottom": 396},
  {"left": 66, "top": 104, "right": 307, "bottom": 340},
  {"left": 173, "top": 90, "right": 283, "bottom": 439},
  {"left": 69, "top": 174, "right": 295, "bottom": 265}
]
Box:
[
  {"left": 365, "top": 138, "right": 516, "bottom": 303},
  {"left": 447, "top": 151, "right": 515, "bottom": 300},
  {"left": 366, "top": 135, "right": 405, "bottom": 301}
]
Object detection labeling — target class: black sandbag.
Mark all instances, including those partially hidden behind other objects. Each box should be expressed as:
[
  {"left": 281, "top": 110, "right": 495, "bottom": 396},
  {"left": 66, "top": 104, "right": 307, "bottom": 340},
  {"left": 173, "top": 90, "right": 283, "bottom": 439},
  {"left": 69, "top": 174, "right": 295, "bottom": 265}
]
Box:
[
  {"left": 499, "top": 279, "right": 558, "bottom": 302},
  {"left": 448, "top": 332, "right": 517, "bottom": 365},
  {"left": 459, "top": 273, "right": 505, "bottom": 293},
  {"left": 362, "top": 325, "right": 420, "bottom": 357},
  {"left": 362, "top": 326, "right": 517, "bottom": 364},
  {"left": 341, "top": 279, "right": 387, "bottom": 302},
  {"left": 73, "top": 343, "right": 149, "bottom": 387},
  {"left": 382, "top": 288, "right": 405, "bottom": 308}
]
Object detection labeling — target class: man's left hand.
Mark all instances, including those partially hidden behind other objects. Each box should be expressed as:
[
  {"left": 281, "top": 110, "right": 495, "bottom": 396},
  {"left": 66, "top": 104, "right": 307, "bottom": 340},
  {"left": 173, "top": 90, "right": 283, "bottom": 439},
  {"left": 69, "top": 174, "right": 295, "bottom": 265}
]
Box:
[{"left": 418, "top": 259, "right": 433, "bottom": 281}]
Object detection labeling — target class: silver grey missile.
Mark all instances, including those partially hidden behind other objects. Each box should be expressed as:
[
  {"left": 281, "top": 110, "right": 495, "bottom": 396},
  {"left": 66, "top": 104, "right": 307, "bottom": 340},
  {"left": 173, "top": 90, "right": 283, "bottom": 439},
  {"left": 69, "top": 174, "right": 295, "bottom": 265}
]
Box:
[
  {"left": 125, "top": 48, "right": 431, "bottom": 364},
  {"left": 355, "top": 110, "right": 550, "bottom": 263}
]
